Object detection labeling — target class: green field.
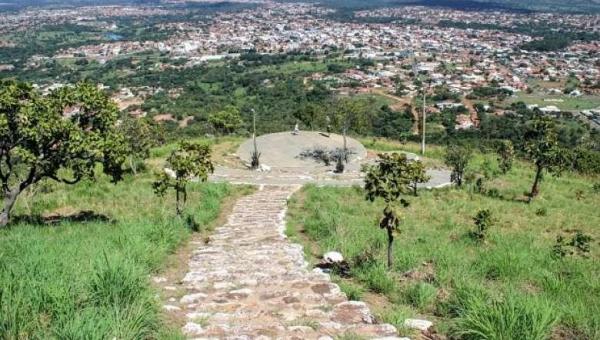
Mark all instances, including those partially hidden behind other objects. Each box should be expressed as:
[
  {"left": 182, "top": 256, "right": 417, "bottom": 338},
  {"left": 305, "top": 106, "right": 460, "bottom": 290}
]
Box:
[
  {"left": 287, "top": 144, "right": 600, "bottom": 339},
  {"left": 0, "top": 142, "right": 250, "bottom": 338},
  {"left": 510, "top": 92, "right": 600, "bottom": 111}
]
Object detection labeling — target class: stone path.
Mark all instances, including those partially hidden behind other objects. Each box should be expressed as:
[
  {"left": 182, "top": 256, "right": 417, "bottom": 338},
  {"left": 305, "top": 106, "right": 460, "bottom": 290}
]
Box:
[{"left": 164, "top": 185, "right": 401, "bottom": 339}]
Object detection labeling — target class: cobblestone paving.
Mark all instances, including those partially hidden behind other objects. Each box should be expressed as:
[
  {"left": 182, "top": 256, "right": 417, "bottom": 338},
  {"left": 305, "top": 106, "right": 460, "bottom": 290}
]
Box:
[{"left": 164, "top": 185, "right": 401, "bottom": 339}]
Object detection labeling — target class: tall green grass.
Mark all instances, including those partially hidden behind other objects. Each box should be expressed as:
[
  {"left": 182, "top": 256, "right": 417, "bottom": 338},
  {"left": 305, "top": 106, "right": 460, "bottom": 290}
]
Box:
[
  {"left": 287, "top": 155, "right": 600, "bottom": 338},
  {"left": 452, "top": 293, "right": 557, "bottom": 340},
  {"left": 0, "top": 171, "right": 236, "bottom": 339}
]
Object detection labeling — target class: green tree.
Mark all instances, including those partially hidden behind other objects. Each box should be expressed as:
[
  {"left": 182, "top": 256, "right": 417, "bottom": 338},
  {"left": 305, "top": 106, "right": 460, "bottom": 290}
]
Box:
[
  {"left": 118, "top": 117, "right": 161, "bottom": 174},
  {"left": 208, "top": 106, "right": 243, "bottom": 135},
  {"left": 407, "top": 159, "right": 430, "bottom": 196},
  {"left": 524, "top": 116, "right": 568, "bottom": 201},
  {"left": 0, "top": 81, "right": 127, "bottom": 227},
  {"left": 153, "top": 141, "right": 214, "bottom": 215},
  {"left": 444, "top": 145, "right": 473, "bottom": 187},
  {"left": 364, "top": 153, "right": 411, "bottom": 269},
  {"left": 330, "top": 97, "right": 373, "bottom": 161},
  {"left": 496, "top": 140, "right": 515, "bottom": 174}
]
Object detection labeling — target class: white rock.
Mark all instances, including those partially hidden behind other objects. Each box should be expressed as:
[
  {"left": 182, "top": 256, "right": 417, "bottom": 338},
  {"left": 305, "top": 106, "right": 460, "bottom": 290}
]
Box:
[
  {"left": 186, "top": 312, "right": 211, "bottom": 320},
  {"left": 323, "top": 251, "right": 344, "bottom": 263},
  {"left": 213, "top": 282, "right": 236, "bottom": 290},
  {"left": 163, "top": 305, "right": 181, "bottom": 312},
  {"left": 164, "top": 168, "right": 177, "bottom": 179},
  {"left": 288, "top": 325, "right": 314, "bottom": 333},
  {"left": 318, "top": 337, "right": 334, "bottom": 340},
  {"left": 152, "top": 276, "right": 167, "bottom": 283},
  {"left": 404, "top": 318, "right": 433, "bottom": 331},
  {"left": 180, "top": 292, "right": 208, "bottom": 304},
  {"left": 185, "top": 312, "right": 212, "bottom": 320},
  {"left": 257, "top": 164, "right": 271, "bottom": 172},
  {"left": 182, "top": 322, "right": 204, "bottom": 336}
]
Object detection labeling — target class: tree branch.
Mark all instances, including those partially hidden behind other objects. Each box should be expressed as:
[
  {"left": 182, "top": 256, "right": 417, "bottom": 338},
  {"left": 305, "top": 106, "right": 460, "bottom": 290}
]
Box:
[{"left": 47, "top": 173, "right": 83, "bottom": 185}]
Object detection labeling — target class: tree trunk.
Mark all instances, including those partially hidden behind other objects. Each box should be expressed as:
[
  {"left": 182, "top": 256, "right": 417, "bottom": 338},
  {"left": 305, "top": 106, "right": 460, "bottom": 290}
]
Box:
[
  {"left": 1, "top": 189, "right": 19, "bottom": 228},
  {"left": 129, "top": 157, "right": 137, "bottom": 175},
  {"left": 387, "top": 227, "right": 394, "bottom": 269},
  {"left": 342, "top": 127, "right": 348, "bottom": 163},
  {"left": 529, "top": 165, "right": 543, "bottom": 202},
  {"left": 412, "top": 182, "right": 418, "bottom": 196},
  {"left": 176, "top": 188, "right": 182, "bottom": 215}
]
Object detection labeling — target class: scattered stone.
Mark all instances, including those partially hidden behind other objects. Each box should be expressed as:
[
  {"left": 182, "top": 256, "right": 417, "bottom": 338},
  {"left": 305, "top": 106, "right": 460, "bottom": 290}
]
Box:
[
  {"left": 288, "top": 325, "right": 314, "bottom": 333},
  {"left": 182, "top": 322, "right": 204, "bottom": 336},
  {"left": 213, "top": 282, "right": 236, "bottom": 290},
  {"left": 283, "top": 296, "right": 300, "bottom": 304},
  {"left": 226, "top": 288, "right": 253, "bottom": 300},
  {"left": 164, "top": 168, "right": 177, "bottom": 179},
  {"left": 163, "top": 305, "right": 181, "bottom": 312},
  {"left": 152, "top": 276, "right": 167, "bottom": 283},
  {"left": 331, "top": 301, "right": 375, "bottom": 324},
  {"left": 180, "top": 293, "right": 208, "bottom": 304},
  {"left": 257, "top": 164, "right": 271, "bottom": 172},
  {"left": 404, "top": 318, "right": 433, "bottom": 331}
]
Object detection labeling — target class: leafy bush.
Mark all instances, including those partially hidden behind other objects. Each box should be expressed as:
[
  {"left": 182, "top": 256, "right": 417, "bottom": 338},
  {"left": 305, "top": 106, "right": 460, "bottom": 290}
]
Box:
[
  {"left": 470, "top": 209, "right": 493, "bottom": 242},
  {"left": 553, "top": 231, "right": 593, "bottom": 258},
  {"left": 535, "top": 207, "right": 547, "bottom": 216}
]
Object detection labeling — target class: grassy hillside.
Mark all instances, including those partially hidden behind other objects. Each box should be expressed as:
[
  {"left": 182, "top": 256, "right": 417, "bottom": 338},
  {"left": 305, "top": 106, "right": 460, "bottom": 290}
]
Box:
[
  {"left": 287, "top": 142, "right": 600, "bottom": 339},
  {"left": 0, "top": 142, "right": 248, "bottom": 338}
]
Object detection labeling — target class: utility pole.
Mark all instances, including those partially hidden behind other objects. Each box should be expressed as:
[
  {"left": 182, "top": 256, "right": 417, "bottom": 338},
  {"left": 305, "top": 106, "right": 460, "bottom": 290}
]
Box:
[
  {"left": 252, "top": 108, "right": 258, "bottom": 157},
  {"left": 251, "top": 108, "right": 260, "bottom": 169},
  {"left": 421, "top": 82, "right": 427, "bottom": 156}
]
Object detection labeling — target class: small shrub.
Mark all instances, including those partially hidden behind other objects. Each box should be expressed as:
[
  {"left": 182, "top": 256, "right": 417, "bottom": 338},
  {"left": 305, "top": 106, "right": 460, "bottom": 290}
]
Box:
[
  {"left": 250, "top": 149, "right": 261, "bottom": 169},
  {"left": 299, "top": 147, "right": 355, "bottom": 171},
  {"left": 474, "top": 177, "right": 486, "bottom": 194},
  {"left": 570, "top": 231, "right": 593, "bottom": 255},
  {"left": 486, "top": 188, "right": 501, "bottom": 198},
  {"left": 552, "top": 231, "right": 593, "bottom": 258},
  {"left": 185, "top": 214, "right": 201, "bottom": 232},
  {"left": 552, "top": 235, "right": 568, "bottom": 258},
  {"left": 535, "top": 207, "right": 547, "bottom": 216},
  {"left": 593, "top": 182, "right": 600, "bottom": 193},
  {"left": 335, "top": 156, "right": 345, "bottom": 174},
  {"left": 470, "top": 209, "right": 493, "bottom": 242}
]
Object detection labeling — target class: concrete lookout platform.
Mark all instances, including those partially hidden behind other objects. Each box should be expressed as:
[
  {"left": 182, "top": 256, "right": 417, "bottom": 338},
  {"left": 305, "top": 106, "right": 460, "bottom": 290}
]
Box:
[{"left": 236, "top": 131, "right": 367, "bottom": 169}]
